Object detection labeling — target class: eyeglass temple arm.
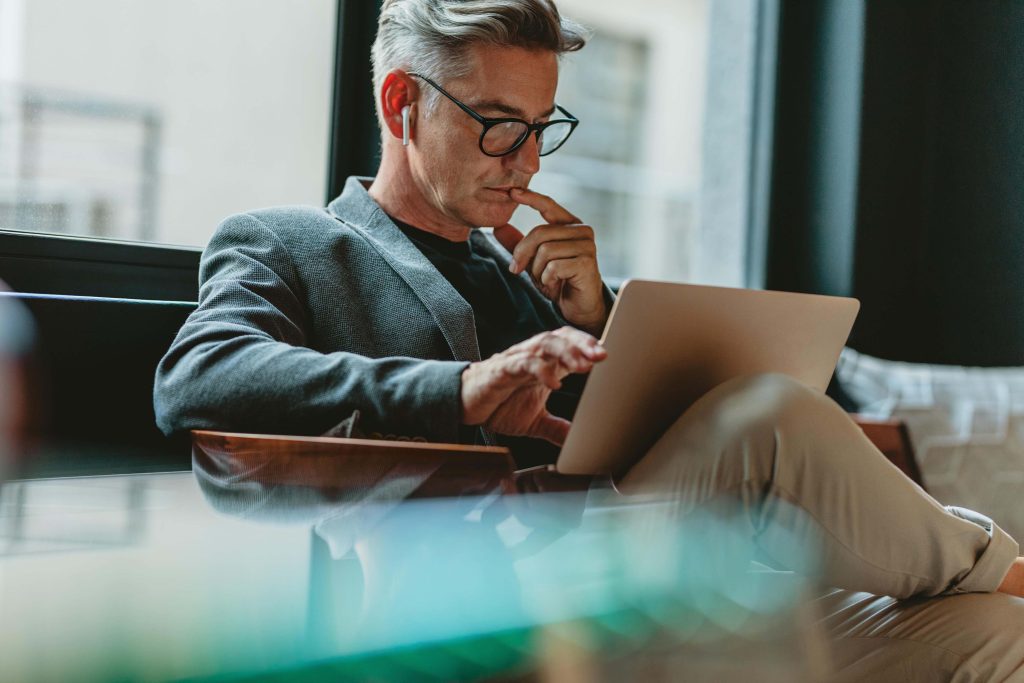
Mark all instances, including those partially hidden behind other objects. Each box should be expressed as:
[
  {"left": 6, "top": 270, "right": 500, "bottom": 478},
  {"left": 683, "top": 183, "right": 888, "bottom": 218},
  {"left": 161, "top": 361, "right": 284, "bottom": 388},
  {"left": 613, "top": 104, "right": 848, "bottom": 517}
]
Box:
[{"left": 408, "top": 72, "right": 487, "bottom": 124}]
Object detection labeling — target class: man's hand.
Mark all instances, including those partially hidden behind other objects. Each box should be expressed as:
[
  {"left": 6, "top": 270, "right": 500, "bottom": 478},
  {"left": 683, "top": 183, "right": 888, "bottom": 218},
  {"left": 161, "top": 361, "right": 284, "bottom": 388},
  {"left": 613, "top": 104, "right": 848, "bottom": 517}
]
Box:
[
  {"left": 494, "top": 188, "right": 608, "bottom": 337},
  {"left": 461, "top": 327, "right": 606, "bottom": 446}
]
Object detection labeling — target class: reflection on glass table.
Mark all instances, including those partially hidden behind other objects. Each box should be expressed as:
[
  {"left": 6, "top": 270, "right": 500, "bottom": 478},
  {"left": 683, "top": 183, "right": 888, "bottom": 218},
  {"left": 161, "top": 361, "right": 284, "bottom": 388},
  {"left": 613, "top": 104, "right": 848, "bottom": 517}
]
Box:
[{"left": 0, "top": 448, "right": 827, "bottom": 682}]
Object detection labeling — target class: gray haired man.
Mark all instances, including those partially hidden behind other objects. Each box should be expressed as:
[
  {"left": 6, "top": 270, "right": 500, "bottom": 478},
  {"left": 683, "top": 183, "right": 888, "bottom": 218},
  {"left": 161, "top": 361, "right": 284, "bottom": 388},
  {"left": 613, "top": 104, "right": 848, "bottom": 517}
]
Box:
[{"left": 155, "top": 1, "right": 1024, "bottom": 678}]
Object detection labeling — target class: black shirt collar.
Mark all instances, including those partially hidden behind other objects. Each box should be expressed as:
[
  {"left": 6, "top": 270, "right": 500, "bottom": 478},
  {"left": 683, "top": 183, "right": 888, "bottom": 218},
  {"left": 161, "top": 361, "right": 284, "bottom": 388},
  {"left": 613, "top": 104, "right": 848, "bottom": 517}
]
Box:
[{"left": 388, "top": 215, "right": 472, "bottom": 259}]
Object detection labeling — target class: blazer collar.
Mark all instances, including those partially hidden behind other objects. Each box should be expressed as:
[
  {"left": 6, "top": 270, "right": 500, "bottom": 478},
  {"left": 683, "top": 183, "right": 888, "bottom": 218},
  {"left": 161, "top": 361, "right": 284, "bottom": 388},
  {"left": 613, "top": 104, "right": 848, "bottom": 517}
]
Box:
[
  {"left": 329, "top": 177, "right": 505, "bottom": 446},
  {"left": 327, "top": 176, "right": 482, "bottom": 364}
]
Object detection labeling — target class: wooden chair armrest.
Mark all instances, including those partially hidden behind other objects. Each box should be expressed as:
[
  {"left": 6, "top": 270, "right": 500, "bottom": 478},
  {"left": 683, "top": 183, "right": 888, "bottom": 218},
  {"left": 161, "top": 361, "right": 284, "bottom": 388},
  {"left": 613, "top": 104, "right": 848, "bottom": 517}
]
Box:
[
  {"left": 850, "top": 415, "right": 926, "bottom": 490},
  {"left": 191, "top": 430, "right": 516, "bottom": 499}
]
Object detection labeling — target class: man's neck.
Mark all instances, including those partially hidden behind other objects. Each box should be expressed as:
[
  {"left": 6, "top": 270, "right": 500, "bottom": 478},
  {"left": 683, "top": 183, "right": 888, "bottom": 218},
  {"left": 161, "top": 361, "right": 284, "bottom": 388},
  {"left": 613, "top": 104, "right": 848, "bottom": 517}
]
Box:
[{"left": 368, "top": 157, "right": 472, "bottom": 242}]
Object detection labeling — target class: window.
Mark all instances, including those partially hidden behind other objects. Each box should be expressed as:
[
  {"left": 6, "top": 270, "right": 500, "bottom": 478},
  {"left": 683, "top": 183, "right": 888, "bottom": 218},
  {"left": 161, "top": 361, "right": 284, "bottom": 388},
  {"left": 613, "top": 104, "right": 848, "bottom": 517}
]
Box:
[
  {"left": 1, "top": 0, "right": 771, "bottom": 289},
  {"left": 512, "top": 0, "right": 767, "bottom": 287},
  {"left": 0, "top": 0, "right": 337, "bottom": 247}
]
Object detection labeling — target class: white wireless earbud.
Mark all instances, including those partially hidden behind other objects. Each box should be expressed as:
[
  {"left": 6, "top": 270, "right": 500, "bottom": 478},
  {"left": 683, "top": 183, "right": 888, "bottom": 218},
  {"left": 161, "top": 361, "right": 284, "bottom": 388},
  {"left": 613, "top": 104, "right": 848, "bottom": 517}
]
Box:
[{"left": 401, "top": 105, "right": 411, "bottom": 146}]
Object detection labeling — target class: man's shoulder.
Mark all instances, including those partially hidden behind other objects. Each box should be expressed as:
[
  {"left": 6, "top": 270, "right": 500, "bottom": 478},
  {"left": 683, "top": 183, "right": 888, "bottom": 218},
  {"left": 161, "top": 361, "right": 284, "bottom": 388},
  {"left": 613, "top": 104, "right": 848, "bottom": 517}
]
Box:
[
  {"left": 226, "top": 204, "right": 342, "bottom": 235},
  {"left": 211, "top": 204, "right": 366, "bottom": 249},
  {"left": 243, "top": 204, "right": 331, "bottom": 223}
]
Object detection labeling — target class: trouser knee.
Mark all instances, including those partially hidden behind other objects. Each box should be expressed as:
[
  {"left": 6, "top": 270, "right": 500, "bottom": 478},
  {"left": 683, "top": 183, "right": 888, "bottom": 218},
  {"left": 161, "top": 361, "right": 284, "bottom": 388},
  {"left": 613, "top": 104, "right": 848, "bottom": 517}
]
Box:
[
  {"left": 623, "top": 373, "right": 855, "bottom": 497},
  {"left": 701, "top": 373, "right": 841, "bottom": 460}
]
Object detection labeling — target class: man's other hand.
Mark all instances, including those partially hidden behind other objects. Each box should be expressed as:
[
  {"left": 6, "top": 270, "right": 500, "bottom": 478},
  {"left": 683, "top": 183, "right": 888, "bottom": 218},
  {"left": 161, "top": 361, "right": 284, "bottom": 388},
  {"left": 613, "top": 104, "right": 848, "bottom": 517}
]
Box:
[
  {"left": 460, "top": 327, "right": 606, "bottom": 446},
  {"left": 494, "top": 188, "right": 608, "bottom": 337}
]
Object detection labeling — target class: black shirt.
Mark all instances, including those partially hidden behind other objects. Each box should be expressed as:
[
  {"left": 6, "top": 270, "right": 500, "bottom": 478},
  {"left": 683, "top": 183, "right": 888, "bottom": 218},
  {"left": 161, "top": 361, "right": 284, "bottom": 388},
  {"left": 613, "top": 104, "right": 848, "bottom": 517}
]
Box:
[{"left": 393, "top": 218, "right": 585, "bottom": 468}]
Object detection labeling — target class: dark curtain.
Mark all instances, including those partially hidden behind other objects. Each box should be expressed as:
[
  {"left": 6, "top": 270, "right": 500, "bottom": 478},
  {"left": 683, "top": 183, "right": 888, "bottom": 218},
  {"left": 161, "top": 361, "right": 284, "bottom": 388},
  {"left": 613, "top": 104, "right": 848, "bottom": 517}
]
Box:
[{"left": 765, "top": 0, "right": 1024, "bottom": 366}]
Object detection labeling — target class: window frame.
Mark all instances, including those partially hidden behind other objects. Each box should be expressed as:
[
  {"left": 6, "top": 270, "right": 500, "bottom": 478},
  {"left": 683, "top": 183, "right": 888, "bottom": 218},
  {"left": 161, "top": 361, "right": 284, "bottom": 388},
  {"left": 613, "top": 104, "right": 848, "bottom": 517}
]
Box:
[{"left": 0, "top": 0, "right": 383, "bottom": 302}]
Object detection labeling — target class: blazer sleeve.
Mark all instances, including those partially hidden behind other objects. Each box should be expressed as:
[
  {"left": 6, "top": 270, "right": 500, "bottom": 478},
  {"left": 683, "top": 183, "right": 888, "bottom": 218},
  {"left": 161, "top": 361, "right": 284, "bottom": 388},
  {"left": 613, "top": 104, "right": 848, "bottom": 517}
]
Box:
[{"left": 153, "top": 212, "right": 468, "bottom": 441}]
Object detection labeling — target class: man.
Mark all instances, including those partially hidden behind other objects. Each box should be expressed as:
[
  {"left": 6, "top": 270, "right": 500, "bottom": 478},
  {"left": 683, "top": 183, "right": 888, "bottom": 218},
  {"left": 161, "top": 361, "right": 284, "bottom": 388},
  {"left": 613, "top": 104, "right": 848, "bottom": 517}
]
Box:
[{"left": 155, "top": 0, "right": 1024, "bottom": 679}]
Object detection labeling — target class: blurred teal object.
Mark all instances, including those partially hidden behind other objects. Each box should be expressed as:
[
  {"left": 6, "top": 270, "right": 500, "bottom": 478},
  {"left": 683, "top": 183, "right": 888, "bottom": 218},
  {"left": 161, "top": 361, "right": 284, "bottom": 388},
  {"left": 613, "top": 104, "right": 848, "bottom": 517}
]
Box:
[
  {"left": 0, "top": 286, "right": 34, "bottom": 353},
  {"left": 0, "top": 284, "right": 34, "bottom": 481},
  {"left": 0, "top": 468, "right": 827, "bottom": 682}
]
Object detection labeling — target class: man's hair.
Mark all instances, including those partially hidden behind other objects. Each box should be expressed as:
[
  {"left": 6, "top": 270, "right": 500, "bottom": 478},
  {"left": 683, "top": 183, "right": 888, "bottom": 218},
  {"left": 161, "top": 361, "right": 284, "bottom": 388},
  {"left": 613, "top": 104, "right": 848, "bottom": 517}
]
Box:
[{"left": 372, "top": 0, "right": 587, "bottom": 119}]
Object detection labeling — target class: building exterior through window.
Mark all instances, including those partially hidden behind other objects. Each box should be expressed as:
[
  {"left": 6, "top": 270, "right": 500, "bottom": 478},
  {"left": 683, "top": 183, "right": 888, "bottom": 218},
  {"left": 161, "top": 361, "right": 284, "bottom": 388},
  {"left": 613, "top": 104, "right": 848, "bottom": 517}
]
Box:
[{"left": 0, "top": 0, "right": 761, "bottom": 287}]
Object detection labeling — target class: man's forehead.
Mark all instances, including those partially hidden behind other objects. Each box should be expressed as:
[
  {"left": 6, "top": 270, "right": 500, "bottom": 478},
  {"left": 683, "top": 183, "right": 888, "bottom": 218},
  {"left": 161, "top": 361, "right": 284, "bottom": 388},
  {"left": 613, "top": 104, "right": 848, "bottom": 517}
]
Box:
[
  {"left": 468, "top": 97, "right": 557, "bottom": 120},
  {"left": 457, "top": 44, "right": 559, "bottom": 120}
]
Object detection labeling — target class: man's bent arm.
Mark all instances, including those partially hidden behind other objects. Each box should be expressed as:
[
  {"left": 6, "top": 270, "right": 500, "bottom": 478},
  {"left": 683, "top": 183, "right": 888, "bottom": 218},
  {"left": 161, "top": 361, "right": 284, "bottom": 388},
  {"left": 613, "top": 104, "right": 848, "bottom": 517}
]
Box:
[{"left": 153, "top": 214, "right": 467, "bottom": 442}]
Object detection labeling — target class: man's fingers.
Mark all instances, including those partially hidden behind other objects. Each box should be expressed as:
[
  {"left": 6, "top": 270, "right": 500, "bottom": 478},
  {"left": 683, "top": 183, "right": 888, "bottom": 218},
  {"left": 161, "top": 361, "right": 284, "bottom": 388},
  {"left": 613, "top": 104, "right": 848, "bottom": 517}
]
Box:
[
  {"left": 535, "top": 328, "right": 605, "bottom": 372},
  {"left": 493, "top": 223, "right": 524, "bottom": 254},
  {"left": 509, "top": 224, "right": 595, "bottom": 275},
  {"left": 531, "top": 412, "right": 572, "bottom": 447},
  {"left": 465, "top": 329, "right": 606, "bottom": 436},
  {"left": 540, "top": 257, "right": 580, "bottom": 292},
  {"left": 529, "top": 241, "right": 595, "bottom": 283},
  {"left": 510, "top": 187, "right": 579, "bottom": 225},
  {"left": 530, "top": 355, "right": 566, "bottom": 390},
  {"left": 500, "top": 329, "right": 604, "bottom": 384},
  {"left": 502, "top": 353, "right": 565, "bottom": 389},
  {"left": 550, "top": 326, "right": 606, "bottom": 360}
]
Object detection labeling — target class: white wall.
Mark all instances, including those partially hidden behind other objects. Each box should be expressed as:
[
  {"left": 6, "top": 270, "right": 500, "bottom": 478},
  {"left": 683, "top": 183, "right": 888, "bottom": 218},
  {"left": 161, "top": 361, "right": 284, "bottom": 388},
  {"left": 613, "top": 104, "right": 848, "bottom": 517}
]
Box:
[{"left": 16, "top": 0, "right": 335, "bottom": 246}]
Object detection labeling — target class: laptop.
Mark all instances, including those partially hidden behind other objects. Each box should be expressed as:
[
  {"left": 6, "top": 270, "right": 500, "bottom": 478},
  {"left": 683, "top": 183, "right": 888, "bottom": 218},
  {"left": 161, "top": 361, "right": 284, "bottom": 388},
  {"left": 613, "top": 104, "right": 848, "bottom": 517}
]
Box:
[{"left": 555, "top": 280, "right": 860, "bottom": 476}]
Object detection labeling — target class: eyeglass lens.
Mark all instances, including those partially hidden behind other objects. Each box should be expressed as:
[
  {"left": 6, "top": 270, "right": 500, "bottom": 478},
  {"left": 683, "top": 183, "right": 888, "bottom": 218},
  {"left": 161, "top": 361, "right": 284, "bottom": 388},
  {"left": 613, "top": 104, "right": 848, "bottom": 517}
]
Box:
[{"left": 482, "top": 120, "right": 574, "bottom": 156}]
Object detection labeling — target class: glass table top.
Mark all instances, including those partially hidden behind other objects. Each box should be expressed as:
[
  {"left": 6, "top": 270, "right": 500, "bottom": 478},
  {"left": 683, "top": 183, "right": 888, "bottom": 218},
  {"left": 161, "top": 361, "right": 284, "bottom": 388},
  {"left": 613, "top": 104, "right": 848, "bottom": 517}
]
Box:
[{"left": 0, "top": 452, "right": 825, "bottom": 682}]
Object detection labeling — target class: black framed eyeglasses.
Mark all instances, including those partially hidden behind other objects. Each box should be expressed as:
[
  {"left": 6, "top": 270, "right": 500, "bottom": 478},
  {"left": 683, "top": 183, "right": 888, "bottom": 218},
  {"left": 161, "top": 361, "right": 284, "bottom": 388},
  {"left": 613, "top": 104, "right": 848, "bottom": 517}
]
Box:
[{"left": 408, "top": 73, "right": 579, "bottom": 157}]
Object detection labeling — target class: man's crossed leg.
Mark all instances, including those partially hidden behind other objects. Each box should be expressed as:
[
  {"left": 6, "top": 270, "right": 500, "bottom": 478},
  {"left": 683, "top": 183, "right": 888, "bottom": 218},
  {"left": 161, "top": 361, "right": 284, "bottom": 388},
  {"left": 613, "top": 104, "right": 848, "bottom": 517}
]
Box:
[{"left": 620, "top": 373, "right": 1024, "bottom": 681}]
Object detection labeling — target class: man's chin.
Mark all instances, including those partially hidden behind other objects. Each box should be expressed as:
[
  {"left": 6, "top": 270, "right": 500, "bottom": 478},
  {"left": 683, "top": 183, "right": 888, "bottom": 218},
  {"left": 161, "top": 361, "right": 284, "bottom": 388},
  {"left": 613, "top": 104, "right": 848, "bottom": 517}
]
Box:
[{"left": 466, "top": 202, "right": 516, "bottom": 229}]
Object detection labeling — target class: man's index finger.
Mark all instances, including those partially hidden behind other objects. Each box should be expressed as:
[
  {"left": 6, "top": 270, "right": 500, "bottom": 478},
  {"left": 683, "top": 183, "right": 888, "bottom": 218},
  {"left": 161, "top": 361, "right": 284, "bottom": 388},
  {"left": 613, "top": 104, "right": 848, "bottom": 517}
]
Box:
[{"left": 510, "top": 188, "right": 579, "bottom": 224}]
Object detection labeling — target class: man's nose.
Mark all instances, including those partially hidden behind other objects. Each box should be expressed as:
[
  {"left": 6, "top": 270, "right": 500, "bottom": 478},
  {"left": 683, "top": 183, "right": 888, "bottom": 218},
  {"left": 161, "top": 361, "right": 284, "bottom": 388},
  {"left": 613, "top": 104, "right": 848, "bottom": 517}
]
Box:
[{"left": 504, "top": 133, "right": 541, "bottom": 175}]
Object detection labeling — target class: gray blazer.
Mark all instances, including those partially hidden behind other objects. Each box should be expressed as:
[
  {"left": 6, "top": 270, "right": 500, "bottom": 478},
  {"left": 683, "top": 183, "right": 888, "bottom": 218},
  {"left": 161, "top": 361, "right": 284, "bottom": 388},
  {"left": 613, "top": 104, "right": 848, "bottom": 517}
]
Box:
[{"left": 154, "top": 176, "right": 575, "bottom": 445}]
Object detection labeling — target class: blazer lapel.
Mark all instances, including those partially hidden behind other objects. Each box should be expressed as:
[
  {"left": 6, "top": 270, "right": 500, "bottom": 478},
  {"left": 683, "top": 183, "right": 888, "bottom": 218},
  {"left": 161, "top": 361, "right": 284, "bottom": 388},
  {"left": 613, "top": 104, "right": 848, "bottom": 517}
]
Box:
[
  {"left": 327, "top": 177, "right": 481, "bottom": 364},
  {"left": 329, "top": 178, "right": 507, "bottom": 446}
]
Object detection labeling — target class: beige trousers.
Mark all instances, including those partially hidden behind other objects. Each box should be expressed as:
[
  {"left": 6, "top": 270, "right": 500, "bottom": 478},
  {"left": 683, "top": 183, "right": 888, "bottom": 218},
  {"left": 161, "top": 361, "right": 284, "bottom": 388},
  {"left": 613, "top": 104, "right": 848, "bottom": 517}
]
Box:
[{"left": 620, "top": 373, "right": 1024, "bottom": 682}]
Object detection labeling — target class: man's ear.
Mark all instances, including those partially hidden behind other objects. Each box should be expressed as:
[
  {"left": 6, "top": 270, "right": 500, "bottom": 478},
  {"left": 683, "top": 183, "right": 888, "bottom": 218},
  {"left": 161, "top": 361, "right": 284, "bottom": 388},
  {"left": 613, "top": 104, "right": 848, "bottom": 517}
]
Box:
[{"left": 380, "top": 71, "right": 417, "bottom": 144}]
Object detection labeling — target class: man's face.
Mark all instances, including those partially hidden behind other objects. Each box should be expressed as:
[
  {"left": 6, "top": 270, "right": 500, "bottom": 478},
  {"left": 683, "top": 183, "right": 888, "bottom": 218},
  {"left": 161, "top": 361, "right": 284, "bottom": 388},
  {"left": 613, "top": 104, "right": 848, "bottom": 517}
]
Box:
[{"left": 409, "top": 44, "right": 559, "bottom": 229}]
